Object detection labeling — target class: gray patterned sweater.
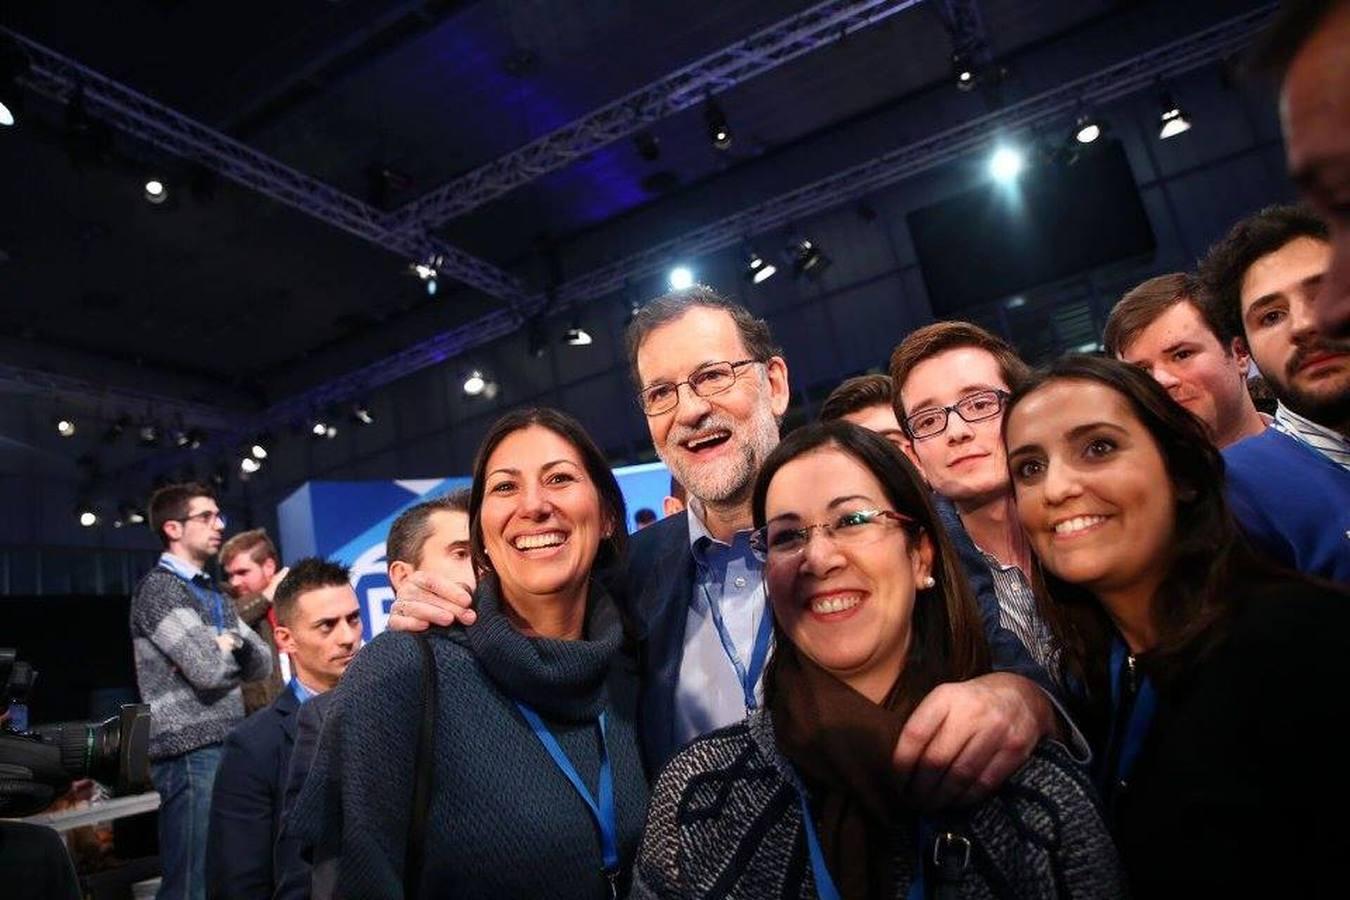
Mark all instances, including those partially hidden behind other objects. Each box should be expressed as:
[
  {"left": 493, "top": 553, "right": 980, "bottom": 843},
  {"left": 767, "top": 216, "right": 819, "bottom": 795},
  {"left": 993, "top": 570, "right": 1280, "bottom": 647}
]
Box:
[
  {"left": 635, "top": 710, "right": 1127, "bottom": 899},
  {"left": 130, "top": 566, "right": 272, "bottom": 760}
]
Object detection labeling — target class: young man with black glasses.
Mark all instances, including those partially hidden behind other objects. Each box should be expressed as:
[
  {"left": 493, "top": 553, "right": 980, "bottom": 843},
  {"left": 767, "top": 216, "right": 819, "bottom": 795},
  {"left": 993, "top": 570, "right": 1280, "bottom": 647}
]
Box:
[
  {"left": 130, "top": 482, "right": 272, "bottom": 900},
  {"left": 890, "top": 321, "right": 1058, "bottom": 672}
]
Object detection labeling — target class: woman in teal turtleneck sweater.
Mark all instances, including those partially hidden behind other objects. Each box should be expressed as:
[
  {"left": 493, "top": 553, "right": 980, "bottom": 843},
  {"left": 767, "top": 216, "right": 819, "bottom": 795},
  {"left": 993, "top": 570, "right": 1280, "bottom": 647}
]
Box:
[{"left": 291, "top": 408, "right": 648, "bottom": 899}]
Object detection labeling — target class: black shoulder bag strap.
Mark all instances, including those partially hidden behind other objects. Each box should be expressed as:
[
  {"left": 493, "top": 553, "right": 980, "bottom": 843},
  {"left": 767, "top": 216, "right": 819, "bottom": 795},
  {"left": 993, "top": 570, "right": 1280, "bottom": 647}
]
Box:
[{"left": 404, "top": 632, "right": 438, "bottom": 899}]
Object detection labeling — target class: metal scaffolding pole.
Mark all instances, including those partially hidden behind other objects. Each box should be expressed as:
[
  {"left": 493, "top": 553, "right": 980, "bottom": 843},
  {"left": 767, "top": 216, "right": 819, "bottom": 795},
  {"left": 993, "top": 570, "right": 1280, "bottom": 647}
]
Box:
[
  {"left": 3, "top": 28, "right": 527, "bottom": 304},
  {"left": 274, "top": 5, "right": 1273, "bottom": 420}
]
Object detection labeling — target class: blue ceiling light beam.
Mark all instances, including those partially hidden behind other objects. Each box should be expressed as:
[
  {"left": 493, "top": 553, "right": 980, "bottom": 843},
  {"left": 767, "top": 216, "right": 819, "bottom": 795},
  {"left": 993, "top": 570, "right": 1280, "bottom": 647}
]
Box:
[{"left": 383, "top": 0, "right": 926, "bottom": 234}]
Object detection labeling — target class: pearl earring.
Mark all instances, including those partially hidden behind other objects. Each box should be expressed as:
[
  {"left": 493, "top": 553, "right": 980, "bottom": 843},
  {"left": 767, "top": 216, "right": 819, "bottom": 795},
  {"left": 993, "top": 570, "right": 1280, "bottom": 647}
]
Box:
[{"left": 921, "top": 576, "right": 936, "bottom": 589}]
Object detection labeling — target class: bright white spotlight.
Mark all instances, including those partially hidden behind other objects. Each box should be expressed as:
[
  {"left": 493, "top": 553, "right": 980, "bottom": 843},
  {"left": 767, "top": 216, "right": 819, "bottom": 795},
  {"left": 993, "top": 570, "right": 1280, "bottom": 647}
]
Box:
[
  {"left": 144, "top": 179, "right": 168, "bottom": 204},
  {"left": 1157, "top": 92, "right": 1191, "bottom": 139},
  {"left": 1159, "top": 109, "right": 1191, "bottom": 139},
  {"left": 989, "top": 146, "right": 1025, "bottom": 183},
  {"left": 79, "top": 510, "right": 98, "bottom": 527},
  {"left": 250, "top": 443, "right": 268, "bottom": 460},
  {"left": 668, "top": 266, "right": 694, "bottom": 291},
  {"left": 752, "top": 262, "right": 777, "bottom": 285},
  {"left": 0, "top": 103, "right": 13, "bottom": 127},
  {"left": 463, "top": 370, "right": 487, "bottom": 396},
  {"left": 1074, "top": 116, "right": 1101, "bottom": 144},
  {"left": 56, "top": 418, "right": 76, "bottom": 437},
  {"left": 241, "top": 457, "right": 262, "bottom": 474},
  {"left": 311, "top": 422, "right": 327, "bottom": 438}
]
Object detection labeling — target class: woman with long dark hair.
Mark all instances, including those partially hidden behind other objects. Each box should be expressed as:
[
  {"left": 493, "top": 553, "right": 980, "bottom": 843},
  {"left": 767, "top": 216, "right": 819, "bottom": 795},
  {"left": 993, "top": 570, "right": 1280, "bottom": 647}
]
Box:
[
  {"left": 291, "top": 408, "right": 649, "bottom": 898},
  {"left": 634, "top": 421, "right": 1123, "bottom": 898},
  {"left": 1002, "top": 354, "right": 1350, "bottom": 897}
]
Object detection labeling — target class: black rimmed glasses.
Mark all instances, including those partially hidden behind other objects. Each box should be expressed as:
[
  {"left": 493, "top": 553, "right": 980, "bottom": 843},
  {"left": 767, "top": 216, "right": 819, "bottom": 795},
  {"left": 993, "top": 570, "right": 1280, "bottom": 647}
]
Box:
[
  {"left": 177, "top": 510, "right": 226, "bottom": 528},
  {"left": 750, "top": 509, "right": 915, "bottom": 563},
  {"left": 904, "top": 390, "right": 1009, "bottom": 440},
  {"left": 638, "top": 358, "right": 762, "bottom": 416}
]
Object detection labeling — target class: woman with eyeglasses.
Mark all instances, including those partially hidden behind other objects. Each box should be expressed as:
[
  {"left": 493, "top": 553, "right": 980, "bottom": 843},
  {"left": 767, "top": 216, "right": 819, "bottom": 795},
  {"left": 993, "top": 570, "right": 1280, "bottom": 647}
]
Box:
[
  {"left": 633, "top": 421, "right": 1124, "bottom": 899},
  {"left": 1002, "top": 355, "right": 1350, "bottom": 898}
]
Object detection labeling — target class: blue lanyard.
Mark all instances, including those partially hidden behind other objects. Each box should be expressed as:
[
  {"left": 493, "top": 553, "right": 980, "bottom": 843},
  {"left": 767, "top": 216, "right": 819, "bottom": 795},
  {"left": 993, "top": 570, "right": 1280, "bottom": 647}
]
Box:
[
  {"left": 700, "top": 578, "right": 773, "bottom": 713},
  {"left": 160, "top": 563, "right": 225, "bottom": 633},
  {"left": 515, "top": 702, "right": 621, "bottom": 890},
  {"left": 1106, "top": 638, "right": 1157, "bottom": 786},
  {"left": 791, "top": 775, "right": 926, "bottom": 900}
]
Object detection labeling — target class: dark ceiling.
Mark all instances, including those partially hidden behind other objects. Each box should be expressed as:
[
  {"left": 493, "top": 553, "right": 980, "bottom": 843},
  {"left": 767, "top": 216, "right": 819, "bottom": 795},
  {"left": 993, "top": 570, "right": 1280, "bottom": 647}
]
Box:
[{"left": 4, "top": 0, "right": 1179, "bottom": 408}]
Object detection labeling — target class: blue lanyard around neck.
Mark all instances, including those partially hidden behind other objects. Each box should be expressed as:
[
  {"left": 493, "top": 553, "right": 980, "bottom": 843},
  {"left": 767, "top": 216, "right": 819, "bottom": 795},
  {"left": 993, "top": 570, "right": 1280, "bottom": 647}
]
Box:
[
  {"left": 515, "top": 702, "right": 621, "bottom": 891},
  {"left": 791, "top": 775, "right": 926, "bottom": 900},
  {"left": 1106, "top": 638, "right": 1157, "bottom": 787},
  {"left": 160, "top": 563, "right": 225, "bottom": 633},
  {"left": 700, "top": 576, "right": 773, "bottom": 713}
]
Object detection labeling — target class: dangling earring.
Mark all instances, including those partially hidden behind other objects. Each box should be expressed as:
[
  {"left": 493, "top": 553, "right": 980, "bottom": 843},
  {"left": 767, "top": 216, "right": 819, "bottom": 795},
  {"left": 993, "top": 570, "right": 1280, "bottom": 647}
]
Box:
[{"left": 921, "top": 575, "right": 936, "bottom": 590}]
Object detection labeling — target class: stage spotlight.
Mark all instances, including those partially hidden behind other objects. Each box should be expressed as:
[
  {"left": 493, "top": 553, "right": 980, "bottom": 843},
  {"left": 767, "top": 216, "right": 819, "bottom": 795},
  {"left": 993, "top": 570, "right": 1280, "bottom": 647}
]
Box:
[
  {"left": 668, "top": 266, "right": 695, "bottom": 291},
  {"left": 744, "top": 251, "right": 777, "bottom": 285},
  {"left": 176, "top": 428, "right": 205, "bottom": 450},
  {"left": 988, "top": 145, "right": 1025, "bottom": 182},
  {"left": 78, "top": 507, "right": 99, "bottom": 528},
  {"left": 103, "top": 415, "right": 130, "bottom": 444},
  {"left": 0, "top": 42, "right": 29, "bottom": 128},
  {"left": 624, "top": 298, "right": 642, "bottom": 325},
  {"left": 240, "top": 456, "right": 262, "bottom": 474},
  {"left": 310, "top": 421, "right": 337, "bottom": 440},
  {"left": 138, "top": 422, "right": 160, "bottom": 447},
  {"left": 426, "top": 277, "right": 438, "bottom": 296},
  {"left": 250, "top": 441, "right": 268, "bottom": 460},
  {"left": 953, "top": 53, "right": 976, "bottom": 92},
  {"left": 119, "top": 503, "right": 146, "bottom": 526},
  {"left": 144, "top": 179, "right": 168, "bottom": 205},
  {"left": 463, "top": 370, "right": 487, "bottom": 396},
  {"left": 563, "top": 320, "right": 592, "bottom": 347},
  {"left": 352, "top": 404, "right": 374, "bottom": 426},
  {"left": 1158, "top": 92, "right": 1191, "bottom": 139},
  {"left": 56, "top": 418, "right": 76, "bottom": 438},
  {"left": 705, "top": 101, "right": 732, "bottom": 151},
  {"left": 787, "top": 237, "right": 831, "bottom": 279},
  {"left": 634, "top": 131, "right": 661, "bottom": 162},
  {"left": 1074, "top": 114, "right": 1102, "bottom": 144}
]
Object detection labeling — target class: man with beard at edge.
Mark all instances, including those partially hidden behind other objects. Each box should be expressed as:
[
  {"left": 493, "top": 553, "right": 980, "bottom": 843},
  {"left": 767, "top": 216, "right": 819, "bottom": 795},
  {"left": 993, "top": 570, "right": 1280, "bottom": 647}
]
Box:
[{"left": 1199, "top": 204, "right": 1350, "bottom": 581}]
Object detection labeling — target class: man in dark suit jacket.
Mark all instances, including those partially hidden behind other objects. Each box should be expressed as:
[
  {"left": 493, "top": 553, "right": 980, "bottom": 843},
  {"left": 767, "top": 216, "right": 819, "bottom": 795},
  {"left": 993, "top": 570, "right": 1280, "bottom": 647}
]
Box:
[
  {"left": 390, "top": 290, "right": 1067, "bottom": 808},
  {"left": 206, "top": 559, "right": 362, "bottom": 899}
]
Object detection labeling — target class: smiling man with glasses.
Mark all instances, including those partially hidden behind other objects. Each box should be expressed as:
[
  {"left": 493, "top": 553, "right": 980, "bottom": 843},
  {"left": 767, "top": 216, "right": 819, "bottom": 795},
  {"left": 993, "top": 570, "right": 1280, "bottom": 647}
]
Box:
[
  {"left": 891, "top": 321, "right": 1058, "bottom": 672},
  {"left": 390, "top": 287, "right": 1065, "bottom": 811},
  {"left": 129, "top": 482, "right": 272, "bottom": 900}
]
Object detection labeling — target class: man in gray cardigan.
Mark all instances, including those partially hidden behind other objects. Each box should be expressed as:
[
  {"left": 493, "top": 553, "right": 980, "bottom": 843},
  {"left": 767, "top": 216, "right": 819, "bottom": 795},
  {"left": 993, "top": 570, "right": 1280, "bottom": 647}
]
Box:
[{"left": 130, "top": 482, "right": 272, "bottom": 900}]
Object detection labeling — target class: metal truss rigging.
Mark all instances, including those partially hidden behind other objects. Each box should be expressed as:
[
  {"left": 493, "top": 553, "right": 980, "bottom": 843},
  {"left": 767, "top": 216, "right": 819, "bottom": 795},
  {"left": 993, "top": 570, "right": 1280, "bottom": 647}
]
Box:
[
  {"left": 383, "top": 0, "right": 925, "bottom": 233},
  {"left": 275, "top": 4, "right": 1275, "bottom": 424},
  {"left": 2, "top": 28, "right": 527, "bottom": 305}
]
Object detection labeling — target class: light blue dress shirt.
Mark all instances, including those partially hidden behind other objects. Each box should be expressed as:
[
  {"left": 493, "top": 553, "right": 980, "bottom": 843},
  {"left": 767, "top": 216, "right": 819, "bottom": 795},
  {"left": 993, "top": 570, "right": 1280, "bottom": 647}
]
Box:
[{"left": 672, "top": 506, "right": 772, "bottom": 748}]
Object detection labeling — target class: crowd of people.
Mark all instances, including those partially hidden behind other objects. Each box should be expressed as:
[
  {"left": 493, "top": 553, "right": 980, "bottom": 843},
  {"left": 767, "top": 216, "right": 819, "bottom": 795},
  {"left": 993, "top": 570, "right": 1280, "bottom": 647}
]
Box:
[{"left": 103, "top": 3, "right": 1350, "bottom": 898}]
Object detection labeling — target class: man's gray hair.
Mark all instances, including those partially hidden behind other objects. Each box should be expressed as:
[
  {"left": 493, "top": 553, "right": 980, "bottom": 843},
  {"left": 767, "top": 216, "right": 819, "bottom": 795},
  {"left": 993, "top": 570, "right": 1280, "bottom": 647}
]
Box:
[{"left": 623, "top": 286, "right": 783, "bottom": 387}]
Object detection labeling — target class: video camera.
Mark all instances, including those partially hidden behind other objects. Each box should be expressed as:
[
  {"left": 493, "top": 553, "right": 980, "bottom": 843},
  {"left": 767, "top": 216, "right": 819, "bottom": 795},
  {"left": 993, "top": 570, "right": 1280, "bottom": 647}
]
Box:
[{"left": 0, "top": 648, "right": 152, "bottom": 817}]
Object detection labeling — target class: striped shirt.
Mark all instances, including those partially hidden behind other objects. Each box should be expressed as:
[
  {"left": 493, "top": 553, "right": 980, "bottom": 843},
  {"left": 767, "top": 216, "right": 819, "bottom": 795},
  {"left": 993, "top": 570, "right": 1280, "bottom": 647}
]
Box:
[
  {"left": 978, "top": 550, "right": 1058, "bottom": 675},
  {"left": 1272, "top": 403, "right": 1350, "bottom": 472}
]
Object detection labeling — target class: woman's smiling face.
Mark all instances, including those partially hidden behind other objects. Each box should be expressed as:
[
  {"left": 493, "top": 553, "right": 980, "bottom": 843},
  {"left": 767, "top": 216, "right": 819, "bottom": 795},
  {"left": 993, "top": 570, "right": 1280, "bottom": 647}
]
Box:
[
  {"left": 762, "top": 446, "right": 932, "bottom": 698},
  {"left": 480, "top": 425, "right": 607, "bottom": 604},
  {"left": 1004, "top": 379, "right": 1177, "bottom": 602}
]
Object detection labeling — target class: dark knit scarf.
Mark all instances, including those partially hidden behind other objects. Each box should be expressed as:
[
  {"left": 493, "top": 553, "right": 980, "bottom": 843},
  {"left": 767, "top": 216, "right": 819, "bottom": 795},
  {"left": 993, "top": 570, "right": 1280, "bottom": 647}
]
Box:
[
  {"left": 466, "top": 573, "right": 623, "bottom": 723},
  {"left": 770, "top": 644, "right": 919, "bottom": 900}
]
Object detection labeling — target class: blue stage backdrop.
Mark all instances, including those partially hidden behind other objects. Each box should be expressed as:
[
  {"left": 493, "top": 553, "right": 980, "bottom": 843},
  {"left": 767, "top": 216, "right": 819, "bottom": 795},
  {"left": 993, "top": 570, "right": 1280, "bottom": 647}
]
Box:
[{"left": 277, "top": 462, "right": 671, "bottom": 638}]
